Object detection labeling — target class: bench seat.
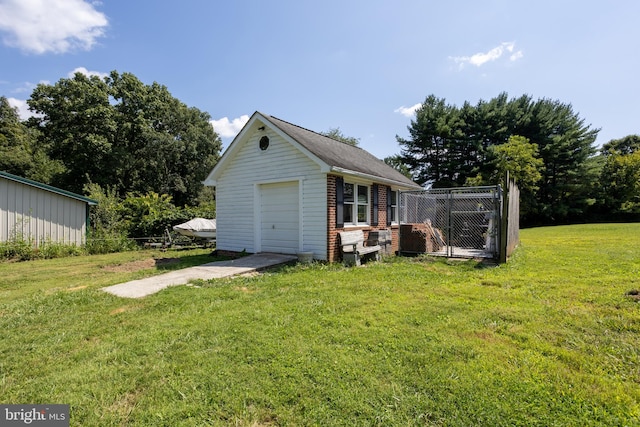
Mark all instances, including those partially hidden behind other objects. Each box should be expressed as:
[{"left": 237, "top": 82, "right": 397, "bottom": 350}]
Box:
[{"left": 339, "top": 230, "right": 382, "bottom": 266}]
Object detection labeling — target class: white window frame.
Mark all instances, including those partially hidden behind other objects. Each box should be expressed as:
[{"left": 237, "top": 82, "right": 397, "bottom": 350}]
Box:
[
  {"left": 343, "top": 181, "right": 370, "bottom": 227},
  {"left": 389, "top": 189, "right": 399, "bottom": 224}
]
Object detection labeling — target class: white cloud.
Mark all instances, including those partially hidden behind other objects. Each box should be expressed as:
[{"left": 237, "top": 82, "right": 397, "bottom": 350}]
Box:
[
  {"left": 11, "top": 81, "right": 37, "bottom": 94},
  {"left": 68, "top": 67, "right": 109, "bottom": 79},
  {"left": 210, "top": 115, "right": 250, "bottom": 138},
  {"left": 451, "top": 42, "right": 523, "bottom": 69},
  {"left": 7, "top": 97, "right": 33, "bottom": 120},
  {"left": 0, "top": 0, "right": 108, "bottom": 54},
  {"left": 394, "top": 103, "right": 421, "bottom": 118},
  {"left": 510, "top": 50, "right": 524, "bottom": 62}
]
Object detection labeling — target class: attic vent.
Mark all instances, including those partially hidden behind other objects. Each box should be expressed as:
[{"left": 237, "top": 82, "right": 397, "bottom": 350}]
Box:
[{"left": 259, "top": 136, "right": 270, "bottom": 151}]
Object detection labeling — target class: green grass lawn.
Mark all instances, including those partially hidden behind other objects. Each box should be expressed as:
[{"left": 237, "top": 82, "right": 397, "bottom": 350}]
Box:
[{"left": 1, "top": 224, "right": 639, "bottom": 426}]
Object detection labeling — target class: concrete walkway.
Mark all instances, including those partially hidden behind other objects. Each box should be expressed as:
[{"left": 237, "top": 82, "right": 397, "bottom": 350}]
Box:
[{"left": 103, "top": 253, "right": 298, "bottom": 298}]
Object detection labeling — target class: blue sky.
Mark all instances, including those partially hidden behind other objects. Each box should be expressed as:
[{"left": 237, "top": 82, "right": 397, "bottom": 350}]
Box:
[{"left": 1, "top": 0, "right": 639, "bottom": 160}]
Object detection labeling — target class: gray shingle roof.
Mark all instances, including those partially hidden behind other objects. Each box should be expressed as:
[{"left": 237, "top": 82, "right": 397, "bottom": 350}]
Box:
[{"left": 262, "top": 114, "right": 421, "bottom": 189}]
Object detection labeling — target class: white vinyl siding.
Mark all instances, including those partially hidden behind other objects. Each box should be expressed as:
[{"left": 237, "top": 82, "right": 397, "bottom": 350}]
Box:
[
  {"left": 0, "top": 177, "right": 88, "bottom": 246},
  {"left": 215, "top": 129, "right": 328, "bottom": 259}
]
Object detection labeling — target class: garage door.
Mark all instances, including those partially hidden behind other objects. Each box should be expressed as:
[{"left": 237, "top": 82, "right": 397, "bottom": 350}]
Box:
[{"left": 260, "top": 181, "right": 299, "bottom": 254}]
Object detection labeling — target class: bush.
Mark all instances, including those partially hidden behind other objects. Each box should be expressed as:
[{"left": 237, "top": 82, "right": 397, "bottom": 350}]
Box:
[
  {"left": 0, "top": 237, "right": 84, "bottom": 261},
  {"left": 121, "top": 192, "right": 216, "bottom": 239},
  {"left": 85, "top": 230, "right": 137, "bottom": 255},
  {"left": 39, "top": 239, "right": 83, "bottom": 259},
  {"left": 0, "top": 237, "right": 34, "bottom": 261}
]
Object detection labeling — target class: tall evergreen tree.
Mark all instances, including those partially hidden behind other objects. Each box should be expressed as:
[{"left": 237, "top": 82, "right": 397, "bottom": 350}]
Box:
[{"left": 397, "top": 93, "right": 599, "bottom": 224}]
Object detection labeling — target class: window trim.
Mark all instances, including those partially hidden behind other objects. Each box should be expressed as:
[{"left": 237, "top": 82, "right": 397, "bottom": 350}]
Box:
[
  {"left": 340, "top": 180, "right": 370, "bottom": 227},
  {"left": 388, "top": 189, "right": 399, "bottom": 225}
]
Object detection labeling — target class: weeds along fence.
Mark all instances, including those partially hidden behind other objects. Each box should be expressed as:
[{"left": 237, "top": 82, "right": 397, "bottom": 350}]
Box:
[{"left": 399, "top": 179, "right": 520, "bottom": 262}]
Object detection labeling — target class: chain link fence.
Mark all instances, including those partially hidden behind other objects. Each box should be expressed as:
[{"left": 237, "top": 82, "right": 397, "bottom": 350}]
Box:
[{"left": 399, "top": 186, "right": 502, "bottom": 259}]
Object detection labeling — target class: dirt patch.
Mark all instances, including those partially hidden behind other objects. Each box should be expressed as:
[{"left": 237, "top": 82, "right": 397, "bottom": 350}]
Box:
[
  {"left": 108, "top": 389, "right": 141, "bottom": 419},
  {"left": 103, "top": 258, "right": 180, "bottom": 273},
  {"left": 625, "top": 290, "right": 640, "bottom": 301},
  {"left": 66, "top": 285, "right": 88, "bottom": 292}
]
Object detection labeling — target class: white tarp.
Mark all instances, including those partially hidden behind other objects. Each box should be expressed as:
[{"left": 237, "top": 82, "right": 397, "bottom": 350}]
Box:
[{"left": 173, "top": 218, "right": 216, "bottom": 239}]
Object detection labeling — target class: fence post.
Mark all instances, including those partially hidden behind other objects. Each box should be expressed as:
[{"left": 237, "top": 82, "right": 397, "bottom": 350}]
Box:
[{"left": 499, "top": 171, "right": 509, "bottom": 264}]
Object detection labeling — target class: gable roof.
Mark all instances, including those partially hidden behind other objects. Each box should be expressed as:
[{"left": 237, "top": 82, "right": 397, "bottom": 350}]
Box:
[
  {"left": 206, "top": 111, "right": 421, "bottom": 189},
  {"left": 0, "top": 171, "right": 98, "bottom": 205}
]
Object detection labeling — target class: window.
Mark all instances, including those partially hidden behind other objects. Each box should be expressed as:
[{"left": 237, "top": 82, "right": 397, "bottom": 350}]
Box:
[
  {"left": 389, "top": 190, "right": 398, "bottom": 224},
  {"left": 341, "top": 182, "right": 369, "bottom": 226}
]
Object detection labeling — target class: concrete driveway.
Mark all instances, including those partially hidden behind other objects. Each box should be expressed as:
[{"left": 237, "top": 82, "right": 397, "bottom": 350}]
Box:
[{"left": 103, "top": 253, "right": 298, "bottom": 298}]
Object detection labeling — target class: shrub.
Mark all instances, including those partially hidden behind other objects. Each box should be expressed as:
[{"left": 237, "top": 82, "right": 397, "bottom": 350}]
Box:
[
  {"left": 0, "top": 237, "right": 84, "bottom": 261},
  {"left": 85, "top": 230, "right": 137, "bottom": 255}
]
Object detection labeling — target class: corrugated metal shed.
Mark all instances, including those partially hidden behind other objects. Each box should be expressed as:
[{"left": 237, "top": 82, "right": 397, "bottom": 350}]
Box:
[{"left": 0, "top": 171, "right": 97, "bottom": 246}]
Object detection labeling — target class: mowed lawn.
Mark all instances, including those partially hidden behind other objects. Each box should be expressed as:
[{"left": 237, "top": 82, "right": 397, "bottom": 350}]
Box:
[{"left": 0, "top": 224, "right": 639, "bottom": 426}]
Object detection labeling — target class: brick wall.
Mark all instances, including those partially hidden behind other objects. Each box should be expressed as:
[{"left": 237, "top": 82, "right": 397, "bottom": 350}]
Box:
[
  {"left": 327, "top": 174, "right": 400, "bottom": 262},
  {"left": 327, "top": 175, "right": 339, "bottom": 262}
]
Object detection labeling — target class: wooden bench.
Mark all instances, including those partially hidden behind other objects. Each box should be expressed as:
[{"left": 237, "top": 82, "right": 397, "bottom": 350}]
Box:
[{"left": 339, "top": 230, "right": 382, "bottom": 266}]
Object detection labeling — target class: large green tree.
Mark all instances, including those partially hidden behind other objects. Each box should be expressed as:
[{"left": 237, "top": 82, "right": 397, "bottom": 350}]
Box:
[
  {"left": 397, "top": 95, "right": 480, "bottom": 187},
  {"left": 0, "top": 96, "right": 61, "bottom": 182},
  {"left": 397, "top": 93, "right": 599, "bottom": 224},
  {"left": 0, "top": 97, "right": 32, "bottom": 175},
  {"left": 27, "top": 71, "right": 221, "bottom": 205},
  {"left": 598, "top": 136, "right": 640, "bottom": 214}
]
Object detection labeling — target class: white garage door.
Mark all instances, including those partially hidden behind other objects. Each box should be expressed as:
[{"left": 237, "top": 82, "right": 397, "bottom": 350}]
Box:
[{"left": 260, "top": 181, "right": 299, "bottom": 254}]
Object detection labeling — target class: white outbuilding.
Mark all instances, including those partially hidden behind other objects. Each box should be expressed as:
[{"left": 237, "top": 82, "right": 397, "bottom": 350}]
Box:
[{"left": 204, "top": 112, "right": 422, "bottom": 262}]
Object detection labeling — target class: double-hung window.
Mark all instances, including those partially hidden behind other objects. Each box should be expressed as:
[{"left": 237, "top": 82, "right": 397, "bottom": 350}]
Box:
[
  {"left": 388, "top": 190, "right": 398, "bottom": 224},
  {"left": 343, "top": 182, "right": 369, "bottom": 226}
]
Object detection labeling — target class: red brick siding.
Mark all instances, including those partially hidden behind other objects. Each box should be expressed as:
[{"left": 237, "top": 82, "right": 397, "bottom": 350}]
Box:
[{"left": 327, "top": 175, "right": 400, "bottom": 262}]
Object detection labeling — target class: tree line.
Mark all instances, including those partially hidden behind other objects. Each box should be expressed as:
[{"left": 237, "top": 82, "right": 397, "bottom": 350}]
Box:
[
  {"left": 1, "top": 70, "right": 221, "bottom": 207},
  {"left": 392, "top": 93, "right": 640, "bottom": 225},
  {"left": 2, "top": 72, "right": 639, "bottom": 229}
]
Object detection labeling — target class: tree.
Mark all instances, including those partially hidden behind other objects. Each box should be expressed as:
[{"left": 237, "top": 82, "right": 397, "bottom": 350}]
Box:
[
  {"left": 383, "top": 155, "right": 413, "bottom": 179},
  {"left": 27, "top": 71, "right": 222, "bottom": 205},
  {"left": 0, "top": 96, "right": 32, "bottom": 175},
  {"left": 601, "top": 135, "right": 640, "bottom": 156},
  {"left": 396, "top": 95, "right": 475, "bottom": 187},
  {"left": 397, "top": 93, "right": 599, "bottom": 224},
  {"left": 0, "top": 96, "right": 62, "bottom": 182},
  {"left": 484, "top": 135, "right": 543, "bottom": 217},
  {"left": 320, "top": 127, "right": 359, "bottom": 146},
  {"left": 600, "top": 151, "right": 640, "bottom": 213}
]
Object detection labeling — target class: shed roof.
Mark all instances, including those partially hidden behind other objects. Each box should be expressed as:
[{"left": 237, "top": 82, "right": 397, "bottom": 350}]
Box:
[
  {"left": 206, "top": 112, "right": 421, "bottom": 189},
  {"left": 261, "top": 114, "right": 420, "bottom": 188},
  {"left": 0, "top": 171, "right": 98, "bottom": 205}
]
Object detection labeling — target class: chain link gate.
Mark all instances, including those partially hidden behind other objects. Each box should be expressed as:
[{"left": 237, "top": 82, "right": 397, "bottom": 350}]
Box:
[{"left": 399, "top": 186, "right": 501, "bottom": 259}]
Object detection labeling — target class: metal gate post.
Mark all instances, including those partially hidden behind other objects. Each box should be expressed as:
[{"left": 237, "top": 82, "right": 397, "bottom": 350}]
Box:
[
  {"left": 446, "top": 190, "right": 452, "bottom": 257},
  {"left": 499, "top": 172, "right": 509, "bottom": 263}
]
